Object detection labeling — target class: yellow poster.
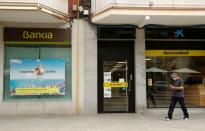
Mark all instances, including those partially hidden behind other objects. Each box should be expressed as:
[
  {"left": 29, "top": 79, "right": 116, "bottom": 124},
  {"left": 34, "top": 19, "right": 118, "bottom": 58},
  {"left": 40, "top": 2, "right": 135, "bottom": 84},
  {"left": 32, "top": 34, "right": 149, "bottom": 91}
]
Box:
[
  {"left": 104, "top": 82, "right": 128, "bottom": 88},
  {"left": 145, "top": 50, "right": 205, "bottom": 57},
  {"left": 15, "top": 87, "right": 60, "bottom": 95}
]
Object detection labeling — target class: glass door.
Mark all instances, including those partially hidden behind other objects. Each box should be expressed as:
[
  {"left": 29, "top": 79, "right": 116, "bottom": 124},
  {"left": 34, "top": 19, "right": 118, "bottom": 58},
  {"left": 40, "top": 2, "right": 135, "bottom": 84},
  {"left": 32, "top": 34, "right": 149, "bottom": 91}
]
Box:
[
  {"left": 98, "top": 41, "right": 135, "bottom": 113},
  {"left": 103, "top": 60, "right": 128, "bottom": 112}
]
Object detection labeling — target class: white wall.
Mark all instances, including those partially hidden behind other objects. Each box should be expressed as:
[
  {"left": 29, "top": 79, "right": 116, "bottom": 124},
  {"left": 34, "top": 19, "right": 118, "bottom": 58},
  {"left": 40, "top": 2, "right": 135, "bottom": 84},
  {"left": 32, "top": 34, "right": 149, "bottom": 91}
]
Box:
[
  {"left": 0, "top": 0, "right": 68, "bottom": 14},
  {"left": 92, "top": 0, "right": 205, "bottom": 15},
  {"left": 91, "top": 0, "right": 113, "bottom": 14},
  {"left": 39, "top": 0, "right": 68, "bottom": 14}
]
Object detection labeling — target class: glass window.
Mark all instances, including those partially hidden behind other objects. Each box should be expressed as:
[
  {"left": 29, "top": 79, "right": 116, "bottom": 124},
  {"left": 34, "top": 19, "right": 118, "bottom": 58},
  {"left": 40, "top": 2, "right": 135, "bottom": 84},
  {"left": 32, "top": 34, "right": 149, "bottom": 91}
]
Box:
[
  {"left": 103, "top": 60, "right": 128, "bottom": 112},
  {"left": 4, "top": 46, "right": 71, "bottom": 101},
  {"left": 146, "top": 56, "right": 205, "bottom": 108}
]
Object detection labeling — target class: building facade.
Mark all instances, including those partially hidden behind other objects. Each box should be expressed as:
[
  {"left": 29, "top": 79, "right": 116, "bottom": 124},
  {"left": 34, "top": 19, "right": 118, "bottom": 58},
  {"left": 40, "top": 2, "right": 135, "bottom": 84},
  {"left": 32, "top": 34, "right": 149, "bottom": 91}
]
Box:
[
  {"left": 91, "top": 0, "right": 205, "bottom": 113},
  {"left": 0, "top": 0, "right": 205, "bottom": 115},
  {"left": 0, "top": 0, "right": 74, "bottom": 115}
]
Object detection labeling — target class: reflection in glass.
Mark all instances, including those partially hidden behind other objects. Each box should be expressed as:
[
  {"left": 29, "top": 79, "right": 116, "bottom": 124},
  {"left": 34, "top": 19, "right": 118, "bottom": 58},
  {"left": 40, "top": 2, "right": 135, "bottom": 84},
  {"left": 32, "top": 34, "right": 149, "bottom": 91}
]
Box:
[
  {"left": 103, "top": 60, "right": 128, "bottom": 112},
  {"left": 146, "top": 57, "right": 205, "bottom": 107}
]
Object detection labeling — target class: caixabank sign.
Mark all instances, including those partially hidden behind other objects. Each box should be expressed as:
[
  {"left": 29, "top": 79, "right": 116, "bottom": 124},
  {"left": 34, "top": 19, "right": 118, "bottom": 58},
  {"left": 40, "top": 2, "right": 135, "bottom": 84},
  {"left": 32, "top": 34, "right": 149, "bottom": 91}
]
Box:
[
  {"left": 4, "top": 28, "right": 71, "bottom": 45},
  {"left": 145, "top": 27, "right": 205, "bottom": 39},
  {"left": 145, "top": 50, "right": 205, "bottom": 56}
]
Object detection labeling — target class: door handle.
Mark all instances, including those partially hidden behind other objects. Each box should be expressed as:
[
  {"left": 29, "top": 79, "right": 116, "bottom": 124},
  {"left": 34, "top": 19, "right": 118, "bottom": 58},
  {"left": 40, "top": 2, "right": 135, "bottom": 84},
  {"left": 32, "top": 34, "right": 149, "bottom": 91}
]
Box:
[
  {"left": 128, "top": 74, "right": 132, "bottom": 92},
  {"left": 130, "top": 74, "right": 132, "bottom": 81}
]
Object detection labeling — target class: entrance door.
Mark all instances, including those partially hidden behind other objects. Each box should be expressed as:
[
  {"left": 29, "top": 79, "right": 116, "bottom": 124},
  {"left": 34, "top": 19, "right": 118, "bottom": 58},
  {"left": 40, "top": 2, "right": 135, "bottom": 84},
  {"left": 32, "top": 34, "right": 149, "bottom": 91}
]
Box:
[{"left": 98, "top": 41, "right": 135, "bottom": 113}]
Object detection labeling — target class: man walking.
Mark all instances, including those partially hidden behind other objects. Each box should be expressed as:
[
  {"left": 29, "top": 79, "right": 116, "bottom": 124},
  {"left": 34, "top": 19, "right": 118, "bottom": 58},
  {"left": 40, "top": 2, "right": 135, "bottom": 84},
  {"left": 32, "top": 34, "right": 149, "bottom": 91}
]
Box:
[{"left": 164, "top": 72, "right": 189, "bottom": 120}]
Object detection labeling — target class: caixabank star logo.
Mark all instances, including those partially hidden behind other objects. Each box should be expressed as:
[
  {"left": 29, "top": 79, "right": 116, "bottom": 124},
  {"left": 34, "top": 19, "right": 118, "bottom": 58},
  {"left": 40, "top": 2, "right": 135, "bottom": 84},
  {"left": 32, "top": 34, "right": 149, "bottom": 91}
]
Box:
[{"left": 175, "top": 29, "right": 184, "bottom": 38}]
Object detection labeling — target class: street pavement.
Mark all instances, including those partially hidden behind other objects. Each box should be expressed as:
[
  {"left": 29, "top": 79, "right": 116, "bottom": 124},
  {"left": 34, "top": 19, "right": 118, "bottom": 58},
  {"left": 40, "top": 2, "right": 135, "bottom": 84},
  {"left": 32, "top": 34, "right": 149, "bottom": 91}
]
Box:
[{"left": 0, "top": 109, "right": 204, "bottom": 131}]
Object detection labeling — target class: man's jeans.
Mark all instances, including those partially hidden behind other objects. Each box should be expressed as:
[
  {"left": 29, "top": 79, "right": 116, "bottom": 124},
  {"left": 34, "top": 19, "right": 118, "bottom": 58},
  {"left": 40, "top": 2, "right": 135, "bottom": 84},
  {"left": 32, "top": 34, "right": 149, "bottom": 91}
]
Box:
[{"left": 168, "top": 97, "right": 189, "bottom": 119}]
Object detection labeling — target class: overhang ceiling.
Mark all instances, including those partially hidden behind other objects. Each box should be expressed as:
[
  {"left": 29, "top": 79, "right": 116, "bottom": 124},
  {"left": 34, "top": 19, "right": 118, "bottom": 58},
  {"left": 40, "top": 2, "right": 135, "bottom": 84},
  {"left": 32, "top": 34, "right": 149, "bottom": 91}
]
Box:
[
  {"left": 0, "top": 10, "right": 67, "bottom": 23},
  {"left": 92, "top": 8, "right": 205, "bottom": 27}
]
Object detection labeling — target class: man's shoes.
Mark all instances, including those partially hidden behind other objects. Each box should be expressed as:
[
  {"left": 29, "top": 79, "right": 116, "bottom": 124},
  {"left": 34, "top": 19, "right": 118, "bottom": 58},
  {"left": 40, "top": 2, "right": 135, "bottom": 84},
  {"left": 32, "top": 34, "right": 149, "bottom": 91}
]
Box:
[
  {"left": 182, "top": 117, "right": 189, "bottom": 120},
  {"left": 164, "top": 116, "right": 171, "bottom": 120}
]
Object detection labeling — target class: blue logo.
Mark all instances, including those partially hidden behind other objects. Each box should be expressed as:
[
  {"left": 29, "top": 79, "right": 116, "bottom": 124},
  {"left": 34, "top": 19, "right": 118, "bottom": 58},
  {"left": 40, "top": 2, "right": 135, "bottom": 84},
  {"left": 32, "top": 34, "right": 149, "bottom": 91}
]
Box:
[{"left": 175, "top": 29, "right": 184, "bottom": 38}]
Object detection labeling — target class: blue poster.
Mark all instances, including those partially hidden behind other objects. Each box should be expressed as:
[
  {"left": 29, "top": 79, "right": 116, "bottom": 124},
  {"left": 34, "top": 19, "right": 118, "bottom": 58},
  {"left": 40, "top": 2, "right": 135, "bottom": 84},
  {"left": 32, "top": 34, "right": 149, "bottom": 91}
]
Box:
[{"left": 10, "top": 59, "right": 65, "bottom": 96}]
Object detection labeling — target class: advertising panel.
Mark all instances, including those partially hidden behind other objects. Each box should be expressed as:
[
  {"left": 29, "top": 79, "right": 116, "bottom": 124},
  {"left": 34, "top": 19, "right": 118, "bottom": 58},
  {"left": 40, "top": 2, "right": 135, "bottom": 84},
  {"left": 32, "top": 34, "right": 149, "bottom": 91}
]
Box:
[{"left": 10, "top": 59, "right": 65, "bottom": 96}]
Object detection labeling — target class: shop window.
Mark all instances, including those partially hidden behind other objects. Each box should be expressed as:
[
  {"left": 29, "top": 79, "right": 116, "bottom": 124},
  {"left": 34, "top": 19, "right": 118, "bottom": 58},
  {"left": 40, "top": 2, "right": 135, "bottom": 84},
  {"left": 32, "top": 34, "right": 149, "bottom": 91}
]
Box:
[
  {"left": 146, "top": 56, "right": 205, "bottom": 108},
  {"left": 4, "top": 46, "right": 71, "bottom": 101},
  {"left": 97, "top": 26, "right": 136, "bottom": 39}
]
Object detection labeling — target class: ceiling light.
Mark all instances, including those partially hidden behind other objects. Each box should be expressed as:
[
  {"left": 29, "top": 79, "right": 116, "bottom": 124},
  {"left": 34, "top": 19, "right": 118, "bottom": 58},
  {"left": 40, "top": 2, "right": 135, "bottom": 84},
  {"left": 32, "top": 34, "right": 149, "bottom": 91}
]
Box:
[{"left": 145, "top": 16, "right": 150, "bottom": 20}]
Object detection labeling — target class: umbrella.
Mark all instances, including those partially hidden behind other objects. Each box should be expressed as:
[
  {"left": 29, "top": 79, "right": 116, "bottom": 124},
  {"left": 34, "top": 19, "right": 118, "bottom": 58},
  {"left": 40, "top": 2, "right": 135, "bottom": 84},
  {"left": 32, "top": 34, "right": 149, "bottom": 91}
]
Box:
[
  {"left": 146, "top": 67, "right": 168, "bottom": 72},
  {"left": 173, "top": 68, "right": 200, "bottom": 73}
]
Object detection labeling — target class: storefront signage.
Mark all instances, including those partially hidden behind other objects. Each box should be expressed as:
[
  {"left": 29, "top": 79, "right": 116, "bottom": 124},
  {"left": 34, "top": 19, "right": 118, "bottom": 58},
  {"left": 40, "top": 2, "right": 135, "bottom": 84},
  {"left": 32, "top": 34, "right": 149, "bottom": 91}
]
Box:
[
  {"left": 23, "top": 31, "right": 53, "bottom": 39},
  {"left": 4, "top": 28, "right": 71, "bottom": 45},
  {"left": 146, "top": 28, "right": 205, "bottom": 39},
  {"left": 175, "top": 29, "right": 184, "bottom": 38},
  {"left": 104, "top": 82, "right": 128, "bottom": 88},
  {"left": 10, "top": 59, "right": 65, "bottom": 96},
  {"left": 145, "top": 50, "right": 205, "bottom": 56}
]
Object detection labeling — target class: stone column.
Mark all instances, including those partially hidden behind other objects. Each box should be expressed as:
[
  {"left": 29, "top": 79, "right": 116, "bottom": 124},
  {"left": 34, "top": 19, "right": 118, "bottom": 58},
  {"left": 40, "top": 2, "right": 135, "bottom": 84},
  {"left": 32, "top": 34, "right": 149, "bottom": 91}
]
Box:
[
  {"left": 83, "top": 21, "right": 97, "bottom": 114},
  {"left": 72, "top": 19, "right": 85, "bottom": 114},
  {"left": 135, "top": 28, "right": 147, "bottom": 113},
  {"left": 72, "top": 20, "right": 97, "bottom": 114}
]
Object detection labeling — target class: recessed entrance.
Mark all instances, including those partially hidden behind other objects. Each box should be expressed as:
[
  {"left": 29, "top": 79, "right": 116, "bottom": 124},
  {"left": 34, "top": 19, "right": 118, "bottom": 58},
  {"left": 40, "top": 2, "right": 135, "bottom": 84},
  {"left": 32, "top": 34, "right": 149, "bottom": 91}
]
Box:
[{"left": 98, "top": 41, "right": 135, "bottom": 113}]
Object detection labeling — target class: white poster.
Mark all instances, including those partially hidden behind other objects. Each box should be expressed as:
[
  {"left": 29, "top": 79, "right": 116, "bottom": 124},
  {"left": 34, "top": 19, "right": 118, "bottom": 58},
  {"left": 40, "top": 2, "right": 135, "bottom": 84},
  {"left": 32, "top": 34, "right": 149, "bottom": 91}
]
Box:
[{"left": 104, "top": 72, "right": 112, "bottom": 98}]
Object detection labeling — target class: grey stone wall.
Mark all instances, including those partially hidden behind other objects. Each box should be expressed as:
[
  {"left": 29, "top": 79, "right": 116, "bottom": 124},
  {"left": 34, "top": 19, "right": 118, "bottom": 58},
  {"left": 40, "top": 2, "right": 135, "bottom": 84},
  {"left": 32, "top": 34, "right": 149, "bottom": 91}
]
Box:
[
  {"left": 135, "top": 28, "right": 147, "bottom": 113},
  {"left": 72, "top": 20, "right": 85, "bottom": 114},
  {"left": 72, "top": 20, "right": 97, "bottom": 114},
  {"left": 83, "top": 22, "right": 97, "bottom": 113}
]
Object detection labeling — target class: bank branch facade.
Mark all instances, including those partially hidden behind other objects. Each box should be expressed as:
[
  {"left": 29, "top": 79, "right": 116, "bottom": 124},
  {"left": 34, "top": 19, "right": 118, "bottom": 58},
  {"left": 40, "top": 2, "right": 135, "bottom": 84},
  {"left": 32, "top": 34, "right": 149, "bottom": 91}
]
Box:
[{"left": 0, "top": 0, "right": 205, "bottom": 115}]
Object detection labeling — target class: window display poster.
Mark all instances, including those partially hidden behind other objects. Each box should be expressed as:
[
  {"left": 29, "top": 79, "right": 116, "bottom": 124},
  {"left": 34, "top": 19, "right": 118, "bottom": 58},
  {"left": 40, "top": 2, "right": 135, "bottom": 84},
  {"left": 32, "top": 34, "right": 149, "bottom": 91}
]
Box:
[
  {"left": 10, "top": 59, "right": 65, "bottom": 96},
  {"left": 104, "top": 72, "right": 112, "bottom": 98}
]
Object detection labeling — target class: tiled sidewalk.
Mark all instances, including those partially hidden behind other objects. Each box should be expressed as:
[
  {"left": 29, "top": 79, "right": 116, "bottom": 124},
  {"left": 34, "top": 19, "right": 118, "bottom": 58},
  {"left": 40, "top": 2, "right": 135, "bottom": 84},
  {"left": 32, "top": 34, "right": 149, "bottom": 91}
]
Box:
[{"left": 0, "top": 111, "right": 204, "bottom": 131}]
